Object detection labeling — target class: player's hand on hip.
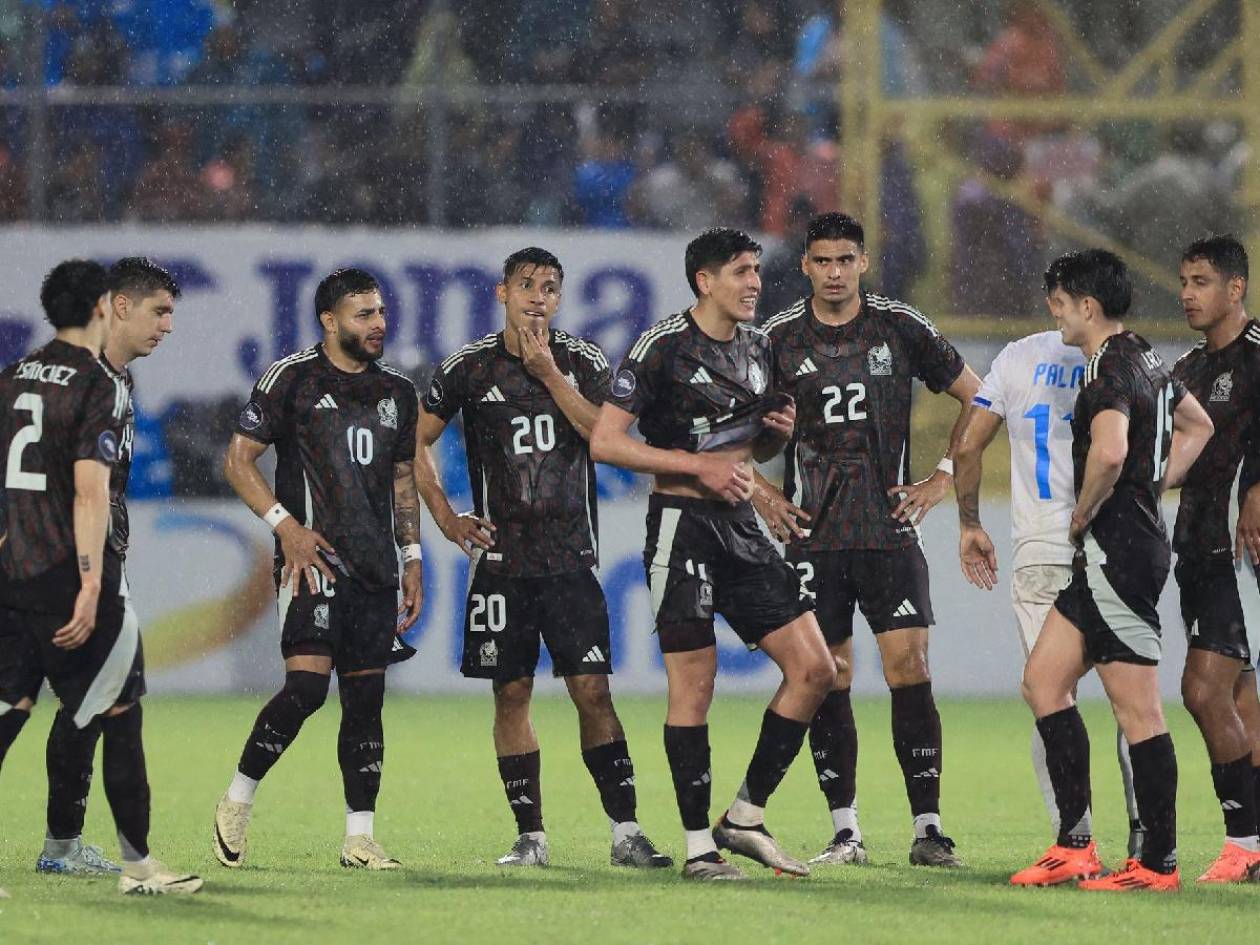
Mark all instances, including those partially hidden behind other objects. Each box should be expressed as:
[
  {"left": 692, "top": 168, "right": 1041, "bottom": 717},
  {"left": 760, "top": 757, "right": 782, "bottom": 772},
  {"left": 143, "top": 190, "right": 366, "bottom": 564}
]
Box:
[
  {"left": 397, "top": 560, "right": 424, "bottom": 631},
  {"left": 959, "top": 524, "right": 998, "bottom": 590},
  {"left": 518, "top": 328, "right": 558, "bottom": 381},
  {"left": 695, "top": 454, "right": 754, "bottom": 504},
  {"left": 761, "top": 401, "right": 796, "bottom": 442},
  {"left": 440, "top": 511, "right": 496, "bottom": 558},
  {"left": 887, "top": 469, "right": 950, "bottom": 525},
  {"left": 1236, "top": 485, "right": 1260, "bottom": 566},
  {"left": 53, "top": 582, "right": 101, "bottom": 649},
  {"left": 276, "top": 519, "right": 336, "bottom": 596},
  {"left": 752, "top": 481, "right": 811, "bottom": 543}
]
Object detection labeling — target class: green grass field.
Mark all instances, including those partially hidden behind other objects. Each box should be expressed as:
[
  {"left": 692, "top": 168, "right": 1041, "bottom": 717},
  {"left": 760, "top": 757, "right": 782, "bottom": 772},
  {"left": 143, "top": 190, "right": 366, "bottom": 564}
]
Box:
[{"left": 1, "top": 695, "right": 1256, "bottom": 945}]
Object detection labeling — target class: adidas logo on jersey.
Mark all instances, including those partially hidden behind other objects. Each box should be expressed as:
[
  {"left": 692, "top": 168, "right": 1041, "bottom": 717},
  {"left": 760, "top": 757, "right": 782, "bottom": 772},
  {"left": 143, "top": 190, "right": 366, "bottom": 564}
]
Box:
[
  {"left": 689, "top": 367, "right": 714, "bottom": 385},
  {"left": 796, "top": 358, "right": 818, "bottom": 377},
  {"left": 480, "top": 386, "right": 506, "bottom": 403},
  {"left": 892, "top": 599, "right": 917, "bottom": 618},
  {"left": 315, "top": 394, "right": 339, "bottom": 409},
  {"left": 582, "top": 645, "right": 606, "bottom": 664}
]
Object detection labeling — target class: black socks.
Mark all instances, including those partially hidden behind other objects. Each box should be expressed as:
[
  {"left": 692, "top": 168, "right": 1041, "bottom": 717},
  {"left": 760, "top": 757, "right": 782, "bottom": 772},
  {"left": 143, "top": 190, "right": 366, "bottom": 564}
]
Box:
[
  {"left": 810, "top": 689, "right": 858, "bottom": 811},
  {"left": 1036, "top": 706, "right": 1092, "bottom": 848},
  {"left": 46, "top": 708, "right": 100, "bottom": 840},
  {"left": 237, "top": 670, "right": 329, "bottom": 781},
  {"left": 498, "top": 750, "right": 543, "bottom": 833},
  {"left": 1129, "top": 733, "right": 1178, "bottom": 873},
  {"left": 891, "top": 682, "right": 942, "bottom": 817},
  {"left": 663, "top": 725, "right": 711, "bottom": 831},
  {"left": 338, "top": 674, "right": 385, "bottom": 813},
  {"left": 581, "top": 739, "right": 637, "bottom": 824}
]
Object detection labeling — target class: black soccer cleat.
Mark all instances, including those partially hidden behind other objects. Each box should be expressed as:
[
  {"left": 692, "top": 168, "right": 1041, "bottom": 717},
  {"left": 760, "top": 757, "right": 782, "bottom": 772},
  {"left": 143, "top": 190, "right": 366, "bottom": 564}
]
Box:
[
  {"left": 909, "top": 825, "right": 963, "bottom": 868},
  {"left": 610, "top": 833, "right": 673, "bottom": 869}
]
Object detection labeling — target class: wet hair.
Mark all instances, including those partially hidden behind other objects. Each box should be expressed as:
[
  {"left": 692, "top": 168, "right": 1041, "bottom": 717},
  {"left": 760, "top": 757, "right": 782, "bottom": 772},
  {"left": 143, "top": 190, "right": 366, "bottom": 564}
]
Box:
[
  {"left": 503, "top": 247, "right": 564, "bottom": 283},
  {"left": 1043, "top": 249, "right": 1132, "bottom": 319},
  {"left": 314, "top": 267, "right": 380, "bottom": 320},
  {"left": 685, "top": 227, "right": 762, "bottom": 297},
  {"left": 109, "top": 256, "right": 181, "bottom": 301},
  {"left": 805, "top": 212, "right": 865, "bottom": 252},
  {"left": 1182, "top": 234, "right": 1248, "bottom": 293},
  {"left": 40, "top": 259, "right": 110, "bottom": 329}
]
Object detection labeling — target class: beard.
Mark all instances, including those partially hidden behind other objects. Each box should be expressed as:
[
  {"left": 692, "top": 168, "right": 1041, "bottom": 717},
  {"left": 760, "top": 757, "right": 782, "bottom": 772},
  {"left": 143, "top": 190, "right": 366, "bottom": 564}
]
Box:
[{"left": 339, "top": 327, "right": 383, "bottom": 363}]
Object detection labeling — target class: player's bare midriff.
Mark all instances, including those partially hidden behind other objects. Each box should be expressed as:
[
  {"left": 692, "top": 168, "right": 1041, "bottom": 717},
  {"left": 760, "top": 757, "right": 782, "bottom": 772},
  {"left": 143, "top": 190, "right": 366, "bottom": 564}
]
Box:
[{"left": 652, "top": 443, "right": 757, "bottom": 502}]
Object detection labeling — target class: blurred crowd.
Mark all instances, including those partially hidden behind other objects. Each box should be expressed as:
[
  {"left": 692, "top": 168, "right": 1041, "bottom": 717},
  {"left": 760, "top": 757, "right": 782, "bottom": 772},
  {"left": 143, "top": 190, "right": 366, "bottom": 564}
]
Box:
[{"left": 0, "top": 0, "right": 1250, "bottom": 313}]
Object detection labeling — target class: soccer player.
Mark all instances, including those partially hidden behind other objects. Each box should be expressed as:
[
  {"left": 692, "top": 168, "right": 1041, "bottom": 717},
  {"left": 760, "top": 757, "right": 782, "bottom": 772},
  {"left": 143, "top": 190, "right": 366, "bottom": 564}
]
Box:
[
  {"left": 591, "top": 228, "right": 836, "bottom": 881},
  {"left": 754, "top": 213, "right": 979, "bottom": 867},
  {"left": 1012, "top": 250, "right": 1213, "bottom": 891},
  {"left": 0, "top": 260, "right": 201, "bottom": 895},
  {"left": 212, "top": 268, "right": 423, "bottom": 871},
  {"left": 416, "top": 247, "right": 670, "bottom": 869},
  {"left": 1170, "top": 235, "right": 1260, "bottom": 882},
  {"left": 954, "top": 329, "right": 1143, "bottom": 856},
  {"left": 36, "top": 257, "right": 179, "bottom": 878}
]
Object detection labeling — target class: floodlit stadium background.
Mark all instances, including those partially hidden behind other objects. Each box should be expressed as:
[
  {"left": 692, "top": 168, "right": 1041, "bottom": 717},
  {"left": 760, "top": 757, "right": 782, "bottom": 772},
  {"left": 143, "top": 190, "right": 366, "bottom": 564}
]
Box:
[{"left": 0, "top": 0, "right": 1256, "bottom": 695}]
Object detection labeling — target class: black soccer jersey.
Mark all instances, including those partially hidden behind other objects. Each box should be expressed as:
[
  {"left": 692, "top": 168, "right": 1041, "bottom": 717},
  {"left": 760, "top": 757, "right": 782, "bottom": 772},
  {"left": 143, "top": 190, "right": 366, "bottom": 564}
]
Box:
[
  {"left": 610, "top": 309, "right": 778, "bottom": 455},
  {"left": 237, "top": 344, "right": 418, "bottom": 591},
  {"left": 763, "top": 294, "right": 965, "bottom": 551},
  {"left": 98, "top": 355, "right": 135, "bottom": 559},
  {"left": 1073, "top": 331, "right": 1185, "bottom": 557},
  {"left": 0, "top": 339, "right": 128, "bottom": 610},
  {"left": 1172, "top": 320, "right": 1260, "bottom": 557},
  {"left": 423, "top": 330, "right": 609, "bottom": 578}
]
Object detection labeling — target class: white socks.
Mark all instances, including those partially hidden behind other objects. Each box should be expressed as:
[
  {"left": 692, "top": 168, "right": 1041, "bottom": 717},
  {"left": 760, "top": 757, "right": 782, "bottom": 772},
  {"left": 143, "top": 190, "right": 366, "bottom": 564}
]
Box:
[
  {"left": 346, "top": 810, "right": 374, "bottom": 838},
  {"left": 831, "top": 806, "right": 861, "bottom": 841},
  {"left": 913, "top": 812, "right": 942, "bottom": 839},
  {"left": 227, "top": 771, "right": 258, "bottom": 804},
  {"left": 727, "top": 797, "right": 765, "bottom": 827},
  {"left": 684, "top": 829, "right": 718, "bottom": 861},
  {"left": 611, "top": 820, "right": 642, "bottom": 844}
]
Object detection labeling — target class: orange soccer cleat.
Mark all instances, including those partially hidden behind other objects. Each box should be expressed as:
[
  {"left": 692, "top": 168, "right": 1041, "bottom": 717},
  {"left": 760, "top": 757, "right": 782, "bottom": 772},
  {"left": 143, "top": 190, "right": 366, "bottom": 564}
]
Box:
[
  {"left": 1078, "top": 858, "right": 1180, "bottom": 892},
  {"left": 1010, "top": 841, "right": 1104, "bottom": 886},
  {"left": 1196, "top": 842, "right": 1260, "bottom": 884}
]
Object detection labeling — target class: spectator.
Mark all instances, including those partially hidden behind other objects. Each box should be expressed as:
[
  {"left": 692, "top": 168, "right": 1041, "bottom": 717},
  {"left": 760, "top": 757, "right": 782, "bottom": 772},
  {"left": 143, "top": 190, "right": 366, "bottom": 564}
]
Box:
[
  {"left": 757, "top": 195, "right": 816, "bottom": 320},
  {"left": 127, "top": 120, "right": 206, "bottom": 221},
  {"left": 0, "top": 141, "right": 24, "bottom": 220},
  {"left": 972, "top": 1, "right": 1065, "bottom": 143},
  {"left": 200, "top": 134, "right": 257, "bottom": 221},
  {"left": 47, "top": 139, "right": 104, "bottom": 221},
  {"left": 572, "top": 127, "right": 636, "bottom": 228},
  {"left": 630, "top": 131, "right": 746, "bottom": 231}
]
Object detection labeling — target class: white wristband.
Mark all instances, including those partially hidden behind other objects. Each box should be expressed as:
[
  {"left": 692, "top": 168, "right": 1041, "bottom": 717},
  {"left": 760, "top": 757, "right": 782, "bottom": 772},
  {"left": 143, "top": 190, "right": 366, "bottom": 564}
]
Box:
[
  {"left": 936, "top": 457, "right": 955, "bottom": 476},
  {"left": 401, "top": 543, "right": 423, "bottom": 563},
  {"left": 263, "top": 503, "right": 292, "bottom": 530}
]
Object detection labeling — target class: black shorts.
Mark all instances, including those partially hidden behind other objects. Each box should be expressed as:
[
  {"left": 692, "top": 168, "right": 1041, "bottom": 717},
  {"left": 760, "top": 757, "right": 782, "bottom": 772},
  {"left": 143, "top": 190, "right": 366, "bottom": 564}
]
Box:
[
  {"left": 460, "top": 564, "right": 611, "bottom": 680},
  {"left": 1054, "top": 536, "right": 1168, "bottom": 666},
  {"left": 1176, "top": 554, "right": 1252, "bottom": 663},
  {"left": 787, "top": 545, "right": 934, "bottom": 645},
  {"left": 644, "top": 494, "right": 811, "bottom": 654},
  {"left": 0, "top": 579, "right": 145, "bottom": 729},
  {"left": 277, "top": 576, "right": 414, "bottom": 673}
]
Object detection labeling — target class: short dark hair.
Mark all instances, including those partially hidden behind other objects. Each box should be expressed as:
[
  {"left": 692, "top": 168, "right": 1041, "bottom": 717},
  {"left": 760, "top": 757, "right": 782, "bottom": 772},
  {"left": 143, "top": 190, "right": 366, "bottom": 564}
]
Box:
[
  {"left": 805, "top": 212, "right": 865, "bottom": 251},
  {"left": 1182, "top": 234, "right": 1249, "bottom": 289},
  {"left": 109, "top": 256, "right": 181, "bottom": 301},
  {"left": 314, "top": 267, "right": 380, "bottom": 320},
  {"left": 40, "top": 259, "right": 110, "bottom": 330},
  {"left": 503, "top": 247, "right": 564, "bottom": 284},
  {"left": 685, "top": 227, "right": 762, "bottom": 297},
  {"left": 1043, "top": 249, "right": 1132, "bottom": 318}
]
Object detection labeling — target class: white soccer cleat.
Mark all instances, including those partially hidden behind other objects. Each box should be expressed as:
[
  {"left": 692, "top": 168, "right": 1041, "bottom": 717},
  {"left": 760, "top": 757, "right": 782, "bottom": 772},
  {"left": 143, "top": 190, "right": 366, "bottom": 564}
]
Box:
[
  {"left": 808, "top": 830, "right": 869, "bottom": 866},
  {"left": 118, "top": 859, "right": 203, "bottom": 895},
  {"left": 496, "top": 833, "right": 549, "bottom": 867},
  {"left": 340, "top": 835, "right": 401, "bottom": 870},
  {"left": 713, "top": 815, "right": 810, "bottom": 877},
  {"left": 212, "top": 793, "right": 252, "bottom": 868}
]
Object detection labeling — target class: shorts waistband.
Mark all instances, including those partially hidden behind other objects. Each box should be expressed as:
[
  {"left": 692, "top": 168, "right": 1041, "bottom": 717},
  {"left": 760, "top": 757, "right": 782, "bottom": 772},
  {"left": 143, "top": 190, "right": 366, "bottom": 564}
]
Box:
[{"left": 647, "top": 493, "right": 754, "bottom": 519}]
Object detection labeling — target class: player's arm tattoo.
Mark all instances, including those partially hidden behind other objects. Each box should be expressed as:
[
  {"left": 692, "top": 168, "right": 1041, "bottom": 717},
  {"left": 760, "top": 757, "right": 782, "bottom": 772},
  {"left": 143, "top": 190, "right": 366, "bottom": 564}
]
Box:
[
  {"left": 78, "top": 554, "right": 91, "bottom": 572},
  {"left": 957, "top": 491, "right": 982, "bottom": 528},
  {"left": 393, "top": 459, "right": 422, "bottom": 546}
]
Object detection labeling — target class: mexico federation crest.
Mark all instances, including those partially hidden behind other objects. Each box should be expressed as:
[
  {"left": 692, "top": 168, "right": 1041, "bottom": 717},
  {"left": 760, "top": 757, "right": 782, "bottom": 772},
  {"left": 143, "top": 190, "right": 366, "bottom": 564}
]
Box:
[
  {"left": 314, "top": 603, "right": 330, "bottom": 630},
  {"left": 868, "top": 342, "right": 893, "bottom": 376},
  {"left": 1210, "top": 371, "right": 1233, "bottom": 403},
  {"left": 377, "top": 397, "right": 399, "bottom": 429},
  {"left": 748, "top": 361, "right": 765, "bottom": 394},
  {"left": 479, "top": 639, "right": 498, "bottom": 667}
]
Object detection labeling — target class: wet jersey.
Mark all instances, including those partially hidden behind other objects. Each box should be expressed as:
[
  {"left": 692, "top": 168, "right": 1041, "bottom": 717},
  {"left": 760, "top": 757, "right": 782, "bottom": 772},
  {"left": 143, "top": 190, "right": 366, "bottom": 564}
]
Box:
[
  {"left": 1172, "top": 319, "right": 1260, "bottom": 557},
  {"left": 609, "top": 310, "right": 779, "bottom": 454},
  {"left": 423, "top": 330, "right": 609, "bottom": 578},
  {"left": 1073, "top": 331, "right": 1184, "bottom": 560},
  {"left": 237, "top": 345, "right": 418, "bottom": 591},
  {"left": 763, "top": 294, "right": 965, "bottom": 551},
  {"left": 98, "top": 356, "right": 135, "bottom": 559},
  {"left": 0, "top": 339, "right": 128, "bottom": 610}
]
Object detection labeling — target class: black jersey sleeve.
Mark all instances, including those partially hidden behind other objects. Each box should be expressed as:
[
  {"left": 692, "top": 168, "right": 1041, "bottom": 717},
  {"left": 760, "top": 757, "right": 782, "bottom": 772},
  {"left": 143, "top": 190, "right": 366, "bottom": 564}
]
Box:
[
  {"left": 394, "top": 384, "right": 419, "bottom": 462},
  {"left": 572, "top": 339, "right": 612, "bottom": 406},
  {"left": 236, "top": 364, "right": 299, "bottom": 444},
  {"left": 609, "top": 338, "right": 668, "bottom": 417},
  {"left": 75, "top": 367, "right": 127, "bottom": 464},
  {"left": 1088, "top": 356, "right": 1140, "bottom": 417},
  {"left": 421, "top": 353, "right": 470, "bottom": 423},
  {"left": 898, "top": 307, "right": 965, "bottom": 393}
]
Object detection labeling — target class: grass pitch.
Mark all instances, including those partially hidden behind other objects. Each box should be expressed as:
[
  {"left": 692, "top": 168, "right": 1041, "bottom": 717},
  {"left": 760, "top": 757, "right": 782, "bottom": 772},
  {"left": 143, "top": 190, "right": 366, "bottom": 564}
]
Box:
[{"left": 1, "top": 695, "right": 1256, "bottom": 945}]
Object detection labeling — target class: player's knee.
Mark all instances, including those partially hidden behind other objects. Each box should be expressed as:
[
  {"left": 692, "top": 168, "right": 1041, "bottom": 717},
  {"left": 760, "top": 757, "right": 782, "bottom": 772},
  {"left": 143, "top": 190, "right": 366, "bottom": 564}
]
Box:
[
  {"left": 493, "top": 678, "right": 534, "bottom": 718},
  {"left": 792, "top": 651, "right": 838, "bottom": 697},
  {"left": 1180, "top": 671, "right": 1222, "bottom": 720},
  {"left": 882, "top": 650, "right": 929, "bottom": 688},
  {"left": 283, "top": 670, "right": 331, "bottom": 718},
  {"left": 570, "top": 677, "right": 615, "bottom": 715},
  {"left": 339, "top": 672, "right": 385, "bottom": 716}
]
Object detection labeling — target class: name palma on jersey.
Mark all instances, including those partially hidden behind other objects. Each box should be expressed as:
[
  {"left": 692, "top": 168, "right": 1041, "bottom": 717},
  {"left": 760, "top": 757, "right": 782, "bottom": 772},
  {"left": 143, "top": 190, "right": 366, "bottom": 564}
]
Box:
[{"left": 1032, "top": 362, "right": 1084, "bottom": 390}]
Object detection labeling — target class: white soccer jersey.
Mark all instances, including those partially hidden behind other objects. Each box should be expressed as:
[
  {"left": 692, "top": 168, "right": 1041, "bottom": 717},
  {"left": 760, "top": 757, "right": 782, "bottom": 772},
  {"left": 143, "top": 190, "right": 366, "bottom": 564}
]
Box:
[{"left": 973, "top": 330, "right": 1084, "bottom": 571}]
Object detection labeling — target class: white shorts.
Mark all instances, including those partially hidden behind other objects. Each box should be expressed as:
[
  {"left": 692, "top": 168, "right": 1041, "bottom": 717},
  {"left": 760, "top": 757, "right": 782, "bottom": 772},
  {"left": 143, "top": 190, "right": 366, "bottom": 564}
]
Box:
[{"left": 1011, "top": 564, "right": 1073, "bottom": 658}]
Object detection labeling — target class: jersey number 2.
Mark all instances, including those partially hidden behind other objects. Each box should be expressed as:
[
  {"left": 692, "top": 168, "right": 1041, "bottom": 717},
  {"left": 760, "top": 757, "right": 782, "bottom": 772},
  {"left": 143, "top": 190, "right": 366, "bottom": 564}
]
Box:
[{"left": 6, "top": 393, "right": 46, "bottom": 491}]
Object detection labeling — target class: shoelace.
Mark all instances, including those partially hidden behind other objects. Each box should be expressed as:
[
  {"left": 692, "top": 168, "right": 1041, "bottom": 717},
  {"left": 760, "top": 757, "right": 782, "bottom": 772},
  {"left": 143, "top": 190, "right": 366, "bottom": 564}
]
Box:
[
  {"left": 80, "top": 845, "right": 115, "bottom": 868},
  {"left": 924, "top": 829, "right": 956, "bottom": 851}
]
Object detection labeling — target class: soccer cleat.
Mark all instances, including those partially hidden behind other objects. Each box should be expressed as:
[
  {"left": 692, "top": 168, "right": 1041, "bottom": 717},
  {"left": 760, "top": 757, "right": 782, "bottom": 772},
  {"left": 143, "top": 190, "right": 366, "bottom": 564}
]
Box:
[
  {"left": 1078, "top": 858, "right": 1180, "bottom": 892},
  {"left": 808, "top": 829, "right": 869, "bottom": 866},
  {"left": 340, "top": 835, "right": 401, "bottom": 870},
  {"left": 496, "top": 834, "right": 549, "bottom": 867},
  {"left": 118, "top": 859, "right": 203, "bottom": 895},
  {"left": 36, "top": 842, "right": 122, "bottom": 876},
  {"left": 909, "top": 826, "right": 963, "bottom": 868},
  {"left": 1010, "top": 841, "right": 1103, "bottom": 886},
  {"left": 212, "top": 794, "right": 252, "bottom": 868},
  {"left": 1195, "top": 842, "right": 1260, "bottom": 884},
  {"left": 713, "top": 814, "right": 810, "bottom": 877},
  {"left": 681, "top": 852, "right": 747, "bottom": 881},
  {"left": 610, "top": 833, "right": 673, "bottom": 868}
]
